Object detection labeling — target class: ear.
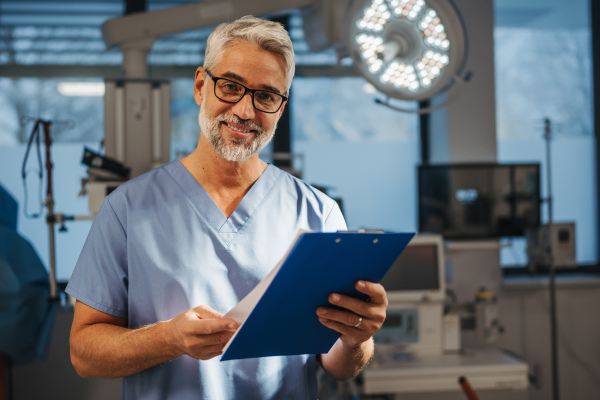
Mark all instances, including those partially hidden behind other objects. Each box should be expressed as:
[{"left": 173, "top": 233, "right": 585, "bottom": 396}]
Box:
[{"left": 194, "top": 67, "right": 206, "bottom": 106}]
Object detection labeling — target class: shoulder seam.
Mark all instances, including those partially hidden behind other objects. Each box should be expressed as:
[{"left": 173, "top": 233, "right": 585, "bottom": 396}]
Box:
[{"left": 105, "top": 196, "right": 127, "bottom": 235}]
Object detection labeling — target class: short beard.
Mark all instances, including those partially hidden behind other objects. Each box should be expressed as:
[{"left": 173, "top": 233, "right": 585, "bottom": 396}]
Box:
[{"left": 198, "top": 98, "right": 276, "bottom": 162}]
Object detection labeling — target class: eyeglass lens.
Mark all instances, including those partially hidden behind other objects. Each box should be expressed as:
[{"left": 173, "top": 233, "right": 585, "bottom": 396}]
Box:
[{"left": 214, "top": 79, "right": 282, "bottom": 113}]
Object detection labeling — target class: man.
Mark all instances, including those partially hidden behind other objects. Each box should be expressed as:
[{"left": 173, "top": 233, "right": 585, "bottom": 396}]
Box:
[{"left": 67, "top": 16, "right": 387, "bottom": 399}]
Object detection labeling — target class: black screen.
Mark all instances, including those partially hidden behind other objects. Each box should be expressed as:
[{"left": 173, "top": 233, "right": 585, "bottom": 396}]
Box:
[
  {"left": 418, "top": 163, "right": 541, "bottom": 239},
  {"left": 381, "top": 244, "right": 440, "bottom": 291}
]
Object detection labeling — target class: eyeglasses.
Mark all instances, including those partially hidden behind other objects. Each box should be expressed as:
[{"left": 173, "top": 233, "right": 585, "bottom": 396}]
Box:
[{"left": 206, "top": 70, "right": 288, "bottom": 114}]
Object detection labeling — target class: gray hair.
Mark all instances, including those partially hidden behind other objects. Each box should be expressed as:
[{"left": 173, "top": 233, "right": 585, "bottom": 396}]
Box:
[{"left": 203, "top": 16, "right": 295, "bottom": 94}]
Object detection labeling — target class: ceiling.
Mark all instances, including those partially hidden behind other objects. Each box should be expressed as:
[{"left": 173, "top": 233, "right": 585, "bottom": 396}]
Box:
[
  {"left": 0, "top": 0, "right": 589, "bottom": 77},
  {"left": 0, "top": 0, "right": 339, "bottom": 76}
]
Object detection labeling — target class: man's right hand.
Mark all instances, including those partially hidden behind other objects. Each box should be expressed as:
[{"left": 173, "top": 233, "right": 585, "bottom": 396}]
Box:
[
  {"left": 70, "top": 301, "right": 239, "bottom": 378},
  {"left": 169, "top": 305, "right": 238, "bottom": 360}
]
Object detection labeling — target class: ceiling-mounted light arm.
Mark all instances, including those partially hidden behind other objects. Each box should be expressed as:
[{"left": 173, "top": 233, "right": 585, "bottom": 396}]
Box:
[
  {"left": 302, "top": 0, "right": 355, "bottom": 58},
  {"left": 375, "top": 69, "right": 472, "bottom": 114},
  {"left": 102, "top": 0, "right": 318, "bottom": 48},
  {"left": 101, "top": 0, "right": 319, "bottom": 78}
]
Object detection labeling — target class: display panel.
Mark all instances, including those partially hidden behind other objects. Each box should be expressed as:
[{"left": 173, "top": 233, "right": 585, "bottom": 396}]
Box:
[
  {"left": 383, "top": 234, "right": 446, "bottom": 303},
  {"left": 418, "top": 163, "right": 541, "bottom": 239}
]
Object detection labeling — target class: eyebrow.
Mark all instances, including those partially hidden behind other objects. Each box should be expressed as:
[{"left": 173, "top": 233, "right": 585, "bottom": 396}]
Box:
[{"left": 219, "top": 71, "right": 284, "bottom": 95}]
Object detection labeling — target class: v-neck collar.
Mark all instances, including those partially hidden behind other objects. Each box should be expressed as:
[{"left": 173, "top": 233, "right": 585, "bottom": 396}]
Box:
[{"left": 166, "top": 160, "right": 281, "bottom": 244}]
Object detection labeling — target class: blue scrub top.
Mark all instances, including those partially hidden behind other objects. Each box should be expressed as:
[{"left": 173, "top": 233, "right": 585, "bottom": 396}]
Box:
[{"left": 66, "top": 160, "right": 346, "bottom": 400}]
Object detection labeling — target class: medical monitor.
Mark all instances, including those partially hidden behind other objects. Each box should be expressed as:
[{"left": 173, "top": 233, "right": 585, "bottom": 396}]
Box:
[
  {"left": 381, "top": 234, "right": 445, "bottom": 303},
  {"left": 418, "top": 163, "right": 541, "bottom": 239}
]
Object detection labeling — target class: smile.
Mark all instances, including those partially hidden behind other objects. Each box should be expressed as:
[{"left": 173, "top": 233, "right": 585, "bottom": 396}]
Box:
[{"left": 224, "top": 122, "right": 255, "bottom": 134}]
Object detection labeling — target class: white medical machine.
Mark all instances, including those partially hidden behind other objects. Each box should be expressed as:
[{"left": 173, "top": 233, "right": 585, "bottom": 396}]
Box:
[
  {"left": 374, "top": 233, "right": 447, "bottom": 356},
  {"left": 365, "top": 234, "right": 530, "bottom": 399}
]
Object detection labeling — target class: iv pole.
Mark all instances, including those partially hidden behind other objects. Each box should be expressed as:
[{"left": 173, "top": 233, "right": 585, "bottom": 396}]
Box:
[
  {"left": 543, "top": 118, "right": 560, "bottom": 400},
  {"left": 21, "top": 118, "right": 61, "bottom": 301},
  {"left": 21, "top": 118, "right": 94, "bottom": 302},
  {"left": 40, "top": 120, "right": 59, "bottom": 301}
]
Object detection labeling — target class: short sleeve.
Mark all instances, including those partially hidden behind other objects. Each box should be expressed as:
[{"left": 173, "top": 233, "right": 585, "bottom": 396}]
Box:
[{"left": 65, "top": 196, "right": 129, "bottom": 318}]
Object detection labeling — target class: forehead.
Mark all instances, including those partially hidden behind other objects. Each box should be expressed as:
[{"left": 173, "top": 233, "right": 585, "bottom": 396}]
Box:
[{"left": 211, "top": 41, "right": 287, "bottom": 93}]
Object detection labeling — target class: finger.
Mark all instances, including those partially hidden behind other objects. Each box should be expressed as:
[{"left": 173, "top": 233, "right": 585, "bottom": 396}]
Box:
[
  {"left": 355, "top": 281, "right": 388, "bottom": 306},
  {"left": 318, "top": 317, "right": 370, "bottom": 345},
  {"left": 327, "top": 293, "right": 386, "bottom": 323},
  {"left": 326, "top": 291, "right": 387, "bottom": 328},
  {"left": 193, "top": 343, "right": 227, "bottom": 360},
  {"left": 185, "top": 328, "right": 236, "bottom": 352},
  {"left": 327, "top": 293, "right": 367, "bottom": 317},
  {"left": 189, "top": 317, "right": 238, "bottom": 336},
  {"left": 193, "top": 305, "right": 225, "bottom": 319},
  {"left": 317, "top": 307, "right": 363, "bottom": 328}
]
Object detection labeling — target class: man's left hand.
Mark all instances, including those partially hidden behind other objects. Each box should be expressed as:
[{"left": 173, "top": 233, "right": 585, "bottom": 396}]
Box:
[{"left": 316, "top": 280, "right": 388, "bottom": 347}]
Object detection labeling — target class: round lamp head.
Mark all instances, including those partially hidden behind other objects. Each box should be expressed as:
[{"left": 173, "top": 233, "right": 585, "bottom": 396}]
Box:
[{"left": 348, "top": 0, "right": 466, "bottom": 102}]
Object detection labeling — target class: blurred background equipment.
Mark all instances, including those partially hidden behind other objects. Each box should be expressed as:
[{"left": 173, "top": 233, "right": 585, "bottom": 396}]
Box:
[
  {"left": 360, "top": 234, "right": 529, "bottom": 399},
  {"left": 375, "top": 233, "right": 446, "bottom": 355},
  {"left": 458, "top": 376, "right": 480, "bottom": 400},
  {"left": 474, "top": 288, "right": 500, "bottom": 345},
  {"left": 103, "top": 78, "right": 170, "bottom": 178},
  {"left": 527, "top": 222, "right": 577, "bottom": 270},
  {"left": 0, "top": 184, "right": 57, "bottom": 393},
  {"left": 81, "top": 147, "right": 129, "bottom": 214},
  {"left": 81, "top": 146, "right": 131, "bottom": 179},
  {"left": 20, "top": 118, "right": 95, "bottom": 301},
  {"left": 20, "top": 118, "right": 72, "bottom": 301},
  {"left": 418, "top": 163, "right": 541, "bottom": 239}
]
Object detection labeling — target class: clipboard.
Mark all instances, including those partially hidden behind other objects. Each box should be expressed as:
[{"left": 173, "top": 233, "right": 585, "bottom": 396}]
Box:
[{"left": 221, "top": 230, "right": 415, "bottom": 361}]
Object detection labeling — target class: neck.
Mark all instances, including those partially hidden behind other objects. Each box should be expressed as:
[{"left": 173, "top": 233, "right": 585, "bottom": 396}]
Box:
[{"left": 180, "top": 133, "right": 267, "bottom": 217}]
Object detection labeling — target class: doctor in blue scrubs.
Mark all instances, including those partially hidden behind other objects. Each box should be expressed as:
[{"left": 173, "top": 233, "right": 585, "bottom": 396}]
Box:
[{"left": 66, "top": 16, "right": 388, "bottom": 400}]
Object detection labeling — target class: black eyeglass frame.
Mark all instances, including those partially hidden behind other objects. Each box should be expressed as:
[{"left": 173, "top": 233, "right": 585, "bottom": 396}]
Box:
[{"left": 205, "top": 70, "right": 288, "bottom": 114}]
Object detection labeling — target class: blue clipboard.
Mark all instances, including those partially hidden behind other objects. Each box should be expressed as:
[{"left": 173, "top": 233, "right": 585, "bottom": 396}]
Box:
[{"left": 221, "top": 231, "right": 415, "bottom": 361}]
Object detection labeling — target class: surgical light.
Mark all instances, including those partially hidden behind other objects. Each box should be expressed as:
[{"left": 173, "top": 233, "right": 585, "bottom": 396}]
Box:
[{"left": 348, "top": 0, "right": 467, "bottom": 102}]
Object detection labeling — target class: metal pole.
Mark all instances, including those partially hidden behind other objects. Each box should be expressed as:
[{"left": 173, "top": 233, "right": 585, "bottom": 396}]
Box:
[
  {"left": 47, "top": 204, "right": 57, "bottom": 300},
  {"left": 41, "top": 121, "right": 59, "bottom": 301},
  {"left": 544, "top": 118, "right": 559, "bottom": 400}
]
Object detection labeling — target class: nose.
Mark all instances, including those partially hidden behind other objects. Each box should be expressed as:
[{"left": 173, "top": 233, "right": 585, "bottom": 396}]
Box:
[{"left": 232, "top": 92, "right": 256, "bottom": 120}]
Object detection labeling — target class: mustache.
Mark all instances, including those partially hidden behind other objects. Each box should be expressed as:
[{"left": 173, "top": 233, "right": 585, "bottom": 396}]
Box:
[{"left": 216, "top": 114, "right": 263, "bottom": 135}]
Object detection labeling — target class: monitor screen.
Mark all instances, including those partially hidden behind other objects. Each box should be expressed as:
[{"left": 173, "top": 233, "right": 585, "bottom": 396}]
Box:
[
  {"left": 381, "top": 244, "right": 439, "bottom": 291},
  {"left": 418, "top": 163, "right": 541, "bottom": 239}
]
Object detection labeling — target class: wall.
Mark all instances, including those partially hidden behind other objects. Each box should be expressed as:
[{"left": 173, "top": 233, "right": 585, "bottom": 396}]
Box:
[{"left": 498, "top": 279, "right": 600, "bottom": 400}]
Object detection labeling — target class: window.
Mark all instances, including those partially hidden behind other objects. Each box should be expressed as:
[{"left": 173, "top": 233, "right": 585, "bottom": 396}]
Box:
[
  {"left": 291, "top": 77, "right": 420, "bottom": 232},
  {"left": 494, "top": 0, "right": 597, "bottom": 266}
]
